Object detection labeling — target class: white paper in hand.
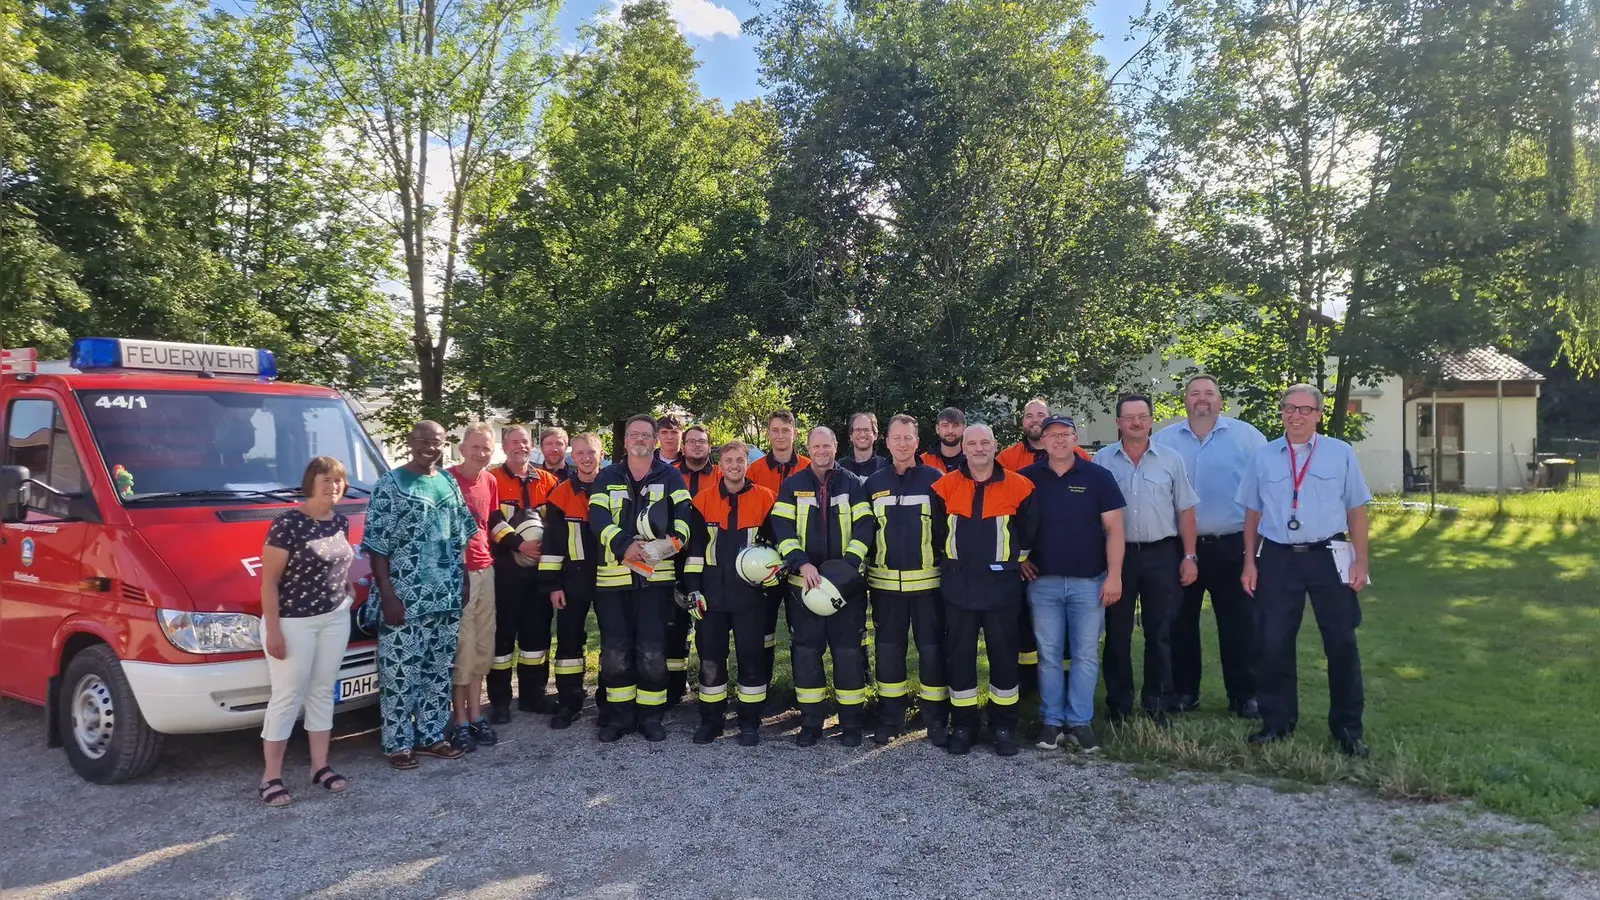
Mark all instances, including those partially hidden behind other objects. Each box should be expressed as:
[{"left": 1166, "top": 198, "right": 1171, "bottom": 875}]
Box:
[{"left": 1329, "top": 540, "right": 1371, "bottom": 586}]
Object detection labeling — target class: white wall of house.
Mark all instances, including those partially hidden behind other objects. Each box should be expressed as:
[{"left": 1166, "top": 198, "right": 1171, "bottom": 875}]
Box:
[
  {"left": 1057, "top": 355, "right": 1541, "bottom": 494},
  {"left": 1404, "top": 392, "right": 1540, "bottom": 492},
  {"left": 1349, "top": 374, "right": 1406, "bottom": 493}
]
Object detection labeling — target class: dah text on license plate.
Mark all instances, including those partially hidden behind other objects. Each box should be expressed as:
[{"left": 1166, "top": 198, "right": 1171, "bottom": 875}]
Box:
[{"left": 335, "top": 672, "right": 378, "bottom": 704}]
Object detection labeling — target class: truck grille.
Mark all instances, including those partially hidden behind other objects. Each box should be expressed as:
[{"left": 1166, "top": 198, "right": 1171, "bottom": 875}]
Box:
[
  {"left": 339, "top": 646, "right": 378, "bottom": 673},
  {"left": 214, "top": 500, "right": 367, "bottom": 523}
]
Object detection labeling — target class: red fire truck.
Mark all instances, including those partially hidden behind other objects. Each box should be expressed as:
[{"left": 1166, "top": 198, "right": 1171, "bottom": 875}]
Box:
[{"left": 0, "top": 338, "right": 387, "bottom": 783}]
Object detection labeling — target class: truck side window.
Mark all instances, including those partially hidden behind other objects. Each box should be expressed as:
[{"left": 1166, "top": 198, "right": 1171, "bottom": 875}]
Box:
[{"left": 5, "top": 399, "right": 88, "bottom": 518}]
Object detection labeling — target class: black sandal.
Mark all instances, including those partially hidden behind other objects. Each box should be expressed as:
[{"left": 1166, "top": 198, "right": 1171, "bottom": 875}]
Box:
[
  {"left": 311, "top": 766, "right": 347, "bottom": 792},
  {"left": 258, "top": 779, "right": 292, "bottom": 807}
]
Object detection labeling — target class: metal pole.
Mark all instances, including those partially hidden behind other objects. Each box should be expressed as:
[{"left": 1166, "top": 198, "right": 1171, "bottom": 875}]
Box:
[
  {"left": 1431, "top": 388, "right": 1439, "bottom": 510},
  {"left": 1496, "top": 378, "right": 1504, "bottom": 513}
]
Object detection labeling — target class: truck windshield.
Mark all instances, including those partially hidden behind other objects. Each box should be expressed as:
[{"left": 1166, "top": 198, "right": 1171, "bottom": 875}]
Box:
[{"left": 77, "top": 390, "right": 388, "bottom": 503}]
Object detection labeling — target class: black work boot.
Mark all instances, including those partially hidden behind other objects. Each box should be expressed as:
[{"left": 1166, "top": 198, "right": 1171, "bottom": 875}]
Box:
[
  {"left": 517, "top": 664, "right": 554, "bottom": 713},
  {"left": 486, "top": 668, "right": 513, "bottom": 716},
  {"left": 736, "top": 704, "right": 762, "bottom": 746},
  {"left": 550, "top": 704, "right": 581, "bottom": 730},
  {"left": 874, "top": 698, "right": 906, "bottom": 745},
  {"left": 694, "top": 700, "right": 726, "bottom": 744},
  {"left": 796, "top": 723, "right": 823, "bottom": 747},
  {"left": 599, "top": 703, "right": 635, "bottom": 743},
  {"left": 946, "top": 727, "right": 973, "bottom": 755},
  {"left": 666, "top": 669, "right": 688, "bottom": 709},
  {"left": 921, "top": 699, "right": 949, "bottom": 747},
  {"left": 639, "top": 715, "right": 667, "bottom": 743},
  {"left": 992, "top": 727, "right": 1019, "bottom": 757}
]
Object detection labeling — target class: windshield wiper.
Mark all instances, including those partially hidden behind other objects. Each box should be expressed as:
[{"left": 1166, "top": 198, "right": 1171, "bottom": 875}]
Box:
[
  {"left": 342, "top": 485, "right": 372, "bottom": 497},
  {"left": 124, "top": 488, "right": 302, "bottom": 505}
]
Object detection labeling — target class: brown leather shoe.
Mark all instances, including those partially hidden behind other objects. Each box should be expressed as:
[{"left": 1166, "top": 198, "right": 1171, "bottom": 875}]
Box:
[{"left": 413, "top": 740, "right": 464, "bottom": 760}]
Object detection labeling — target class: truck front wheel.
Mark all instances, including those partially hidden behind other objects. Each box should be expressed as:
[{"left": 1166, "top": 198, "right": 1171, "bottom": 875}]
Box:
[{"left": 58, "top": 645, "right": 164, "bottom": 783}]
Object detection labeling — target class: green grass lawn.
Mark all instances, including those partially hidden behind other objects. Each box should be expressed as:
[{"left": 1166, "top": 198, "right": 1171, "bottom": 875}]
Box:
[
  {"left": 1074, "top": 487, "right": 1600, "bottom": 853},
  {"left": 576, "top": 486, "right": 1599, "bottom": 849}
]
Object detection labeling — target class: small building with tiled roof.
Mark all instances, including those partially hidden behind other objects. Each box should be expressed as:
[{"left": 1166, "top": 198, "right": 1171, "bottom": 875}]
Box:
[
  {"left": 1434, "top": 347, "right": 1546, "bottom": 385},
  {"left": 1350, "top": 346, "right": 1547, "bottom": 492}
]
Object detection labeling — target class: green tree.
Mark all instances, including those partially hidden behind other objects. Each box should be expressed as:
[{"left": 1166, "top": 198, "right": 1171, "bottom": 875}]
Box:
[
  {"left": 1, "top": 0, "right": 408, "bottom": 394},
  {"left": 1137, "top": 0, "right": 1600, "bottom": 436},
  {"left": 749, "top": 0, "right": 1187, "bottom": 438},
  {"left": 0, "top": 0, "right": 219, "bottom": 353},
  {"left": 272, "top": 0, "right": 560, "bottom": 425},
  {"left": 463, "top": 0, "right": 777, "bottom": 449},
  {"left": 193, "top": 9, "right": 409, "bottom": 391},
  {"left": 1328, "top": 0, "right": 1600, "bottom": 432}
]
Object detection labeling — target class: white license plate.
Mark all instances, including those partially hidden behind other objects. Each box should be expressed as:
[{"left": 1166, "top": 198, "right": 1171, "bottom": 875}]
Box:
[{"left": 335, "top": 672, "right": 378, "bottom": 704}]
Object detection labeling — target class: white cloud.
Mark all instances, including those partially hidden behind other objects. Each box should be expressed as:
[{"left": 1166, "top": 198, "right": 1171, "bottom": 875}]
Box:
[
  {"left": 608, "top": 0, "right": 742, "bottom": 40},
  {"left": 668, "top": 0, "right": 741, "bottom": 39}
]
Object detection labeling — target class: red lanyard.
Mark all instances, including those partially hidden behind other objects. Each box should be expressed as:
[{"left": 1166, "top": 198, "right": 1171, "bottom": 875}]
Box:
[{"left": 1287, "top": 439, "right": 1317, "bottom": 512}]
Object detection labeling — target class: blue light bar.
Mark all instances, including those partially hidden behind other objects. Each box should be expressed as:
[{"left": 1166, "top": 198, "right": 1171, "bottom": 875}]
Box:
[
  {"left": 70, "top": 337, "right": 122, "bottom": 370},
  {"left": 70, "top": 338, "right": 276, "bottom": 379}
]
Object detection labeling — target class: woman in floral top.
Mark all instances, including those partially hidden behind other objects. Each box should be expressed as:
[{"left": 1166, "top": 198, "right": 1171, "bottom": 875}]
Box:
[
  {"left": 256, "top": 457, "right": 356, "bottom": 805},
  {"left": 363, "top": 421, "right": 478, "bottom": 769}
]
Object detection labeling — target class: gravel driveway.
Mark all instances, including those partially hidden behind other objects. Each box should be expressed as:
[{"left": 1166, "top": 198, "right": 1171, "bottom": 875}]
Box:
[{"left": 1, "top": 698, "right": 1592, "bottom": 899}]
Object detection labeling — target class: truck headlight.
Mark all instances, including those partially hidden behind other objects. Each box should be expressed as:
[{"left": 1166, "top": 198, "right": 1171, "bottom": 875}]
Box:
[{"left": 156, "top": 610, "right": 264, "bottom": 654}]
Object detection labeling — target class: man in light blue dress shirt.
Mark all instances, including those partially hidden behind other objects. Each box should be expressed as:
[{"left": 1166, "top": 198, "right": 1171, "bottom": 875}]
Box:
[
  {"left": 1236, "top": 384, "right": 1373, "bottom": 758},
  {"left": 1153, "top": 374, "right": 1267, "bottom": 717},
  {"left": 1093, "top": 394, "right": 1199, "bottom": 724}
]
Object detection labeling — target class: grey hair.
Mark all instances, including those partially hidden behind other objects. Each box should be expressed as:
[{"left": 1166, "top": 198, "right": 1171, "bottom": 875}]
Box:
[{"left": 1282, "top": 383, "right": 1324, "bottom": 406}]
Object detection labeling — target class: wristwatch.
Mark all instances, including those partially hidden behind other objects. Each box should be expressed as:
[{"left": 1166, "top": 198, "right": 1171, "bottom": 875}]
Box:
[{"left": 1183, "top": 554, "right": 1198, "bottom": 562}]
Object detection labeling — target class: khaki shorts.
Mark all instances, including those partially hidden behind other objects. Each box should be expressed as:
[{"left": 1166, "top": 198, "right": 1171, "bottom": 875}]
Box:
[{"left": 452, "top": 567, "right": 497, "bottom": 685}]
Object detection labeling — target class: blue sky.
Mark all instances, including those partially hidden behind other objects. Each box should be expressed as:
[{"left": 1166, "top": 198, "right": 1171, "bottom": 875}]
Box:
[{"left": 560, "top": 0, "right": 1150, "bottom": 107}]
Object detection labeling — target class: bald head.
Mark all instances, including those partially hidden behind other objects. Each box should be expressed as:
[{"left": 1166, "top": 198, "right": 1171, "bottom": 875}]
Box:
[
  {"left": 963, "top": 424, "right": 997, "bottom": 470},
  {"left": 406, "top": 420, "right": 447, "bottom": 469},
  {"left": 807, "top": 426, "right": 838, "bottom": 470}
]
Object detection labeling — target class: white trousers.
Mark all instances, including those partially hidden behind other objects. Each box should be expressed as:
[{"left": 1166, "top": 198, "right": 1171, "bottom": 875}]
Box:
[{"left": 261, "top": 602, "right": 352, "bottom": 742}]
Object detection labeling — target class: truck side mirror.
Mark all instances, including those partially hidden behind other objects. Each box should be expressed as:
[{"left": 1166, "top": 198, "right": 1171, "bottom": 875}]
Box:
[{"left": 0, "top": 465, "right": 30, "bottom": 522}]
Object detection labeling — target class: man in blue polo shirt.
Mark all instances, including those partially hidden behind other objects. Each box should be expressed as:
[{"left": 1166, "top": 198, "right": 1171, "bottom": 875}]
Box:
[{"left": 1020, "top": 415, "right": 1125, "bottom": 754}]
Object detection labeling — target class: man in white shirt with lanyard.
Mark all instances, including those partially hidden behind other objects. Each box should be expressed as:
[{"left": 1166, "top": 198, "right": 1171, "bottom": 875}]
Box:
[{"left": 1236, "top": 384, "right": 1373, "bottom": 758}]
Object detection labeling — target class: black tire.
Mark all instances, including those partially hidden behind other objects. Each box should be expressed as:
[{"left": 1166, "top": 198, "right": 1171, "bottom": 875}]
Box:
[{"left": 57, "top": 644, "right": 164, "bottom": 784}]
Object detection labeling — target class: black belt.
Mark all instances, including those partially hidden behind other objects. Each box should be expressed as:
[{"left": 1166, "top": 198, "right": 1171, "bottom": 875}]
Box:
[
  {"left": 1198, "top": 531, "right": 1242, "bottom": 544},
  {"left": 1263, "top": 532, "right": 1347, "bottom": 553},
  {"left": 1126, "top": 535, "right": 1179, "bottom": 550}
]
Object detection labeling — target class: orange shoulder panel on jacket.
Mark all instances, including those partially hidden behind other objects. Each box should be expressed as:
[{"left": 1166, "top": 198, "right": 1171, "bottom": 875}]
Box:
[
  {"left": 986, "top": 469, "right": 1035, "bottom": 515},
  {"left": 548, "top": 479, "right": 591, "bottom": 520},
  {"left": 932, "top": 469, "right": 976, "bottom": 519},
  {"left": 738, "top": 484, "right": 777, "bottom": 529},
  {"left": 491, "top": 465, "right": 559, "bottom": 506},
  {"left": 693, "top": 485, "right": 732, "bottom": 528}
]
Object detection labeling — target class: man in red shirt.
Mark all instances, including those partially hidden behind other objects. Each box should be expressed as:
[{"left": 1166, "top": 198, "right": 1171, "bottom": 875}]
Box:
[{"left": 447, "top": 423, "right": 500, "bottom": 752}]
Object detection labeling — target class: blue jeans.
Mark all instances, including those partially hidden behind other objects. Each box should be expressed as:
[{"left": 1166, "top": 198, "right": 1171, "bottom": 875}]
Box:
[{"left": 1028, "top": 574, "right": 1106, "bottom": 728}]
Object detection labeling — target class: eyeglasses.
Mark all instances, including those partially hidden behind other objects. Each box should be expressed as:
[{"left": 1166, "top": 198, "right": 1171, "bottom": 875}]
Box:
[
  {"left": 849, "top": 427, "right": 875, "bottom": 434},
  {"left": 1117, "top": 414, "right": 1152, "bottom": 423},
  {"left": 1281, "top": 404, "right": 1321, "bottom": 416}
]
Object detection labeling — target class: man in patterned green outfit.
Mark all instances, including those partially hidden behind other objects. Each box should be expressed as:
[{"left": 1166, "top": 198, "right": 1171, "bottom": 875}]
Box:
[{"left": 364, "top": 421, "right": 479, "bottom": 768}]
